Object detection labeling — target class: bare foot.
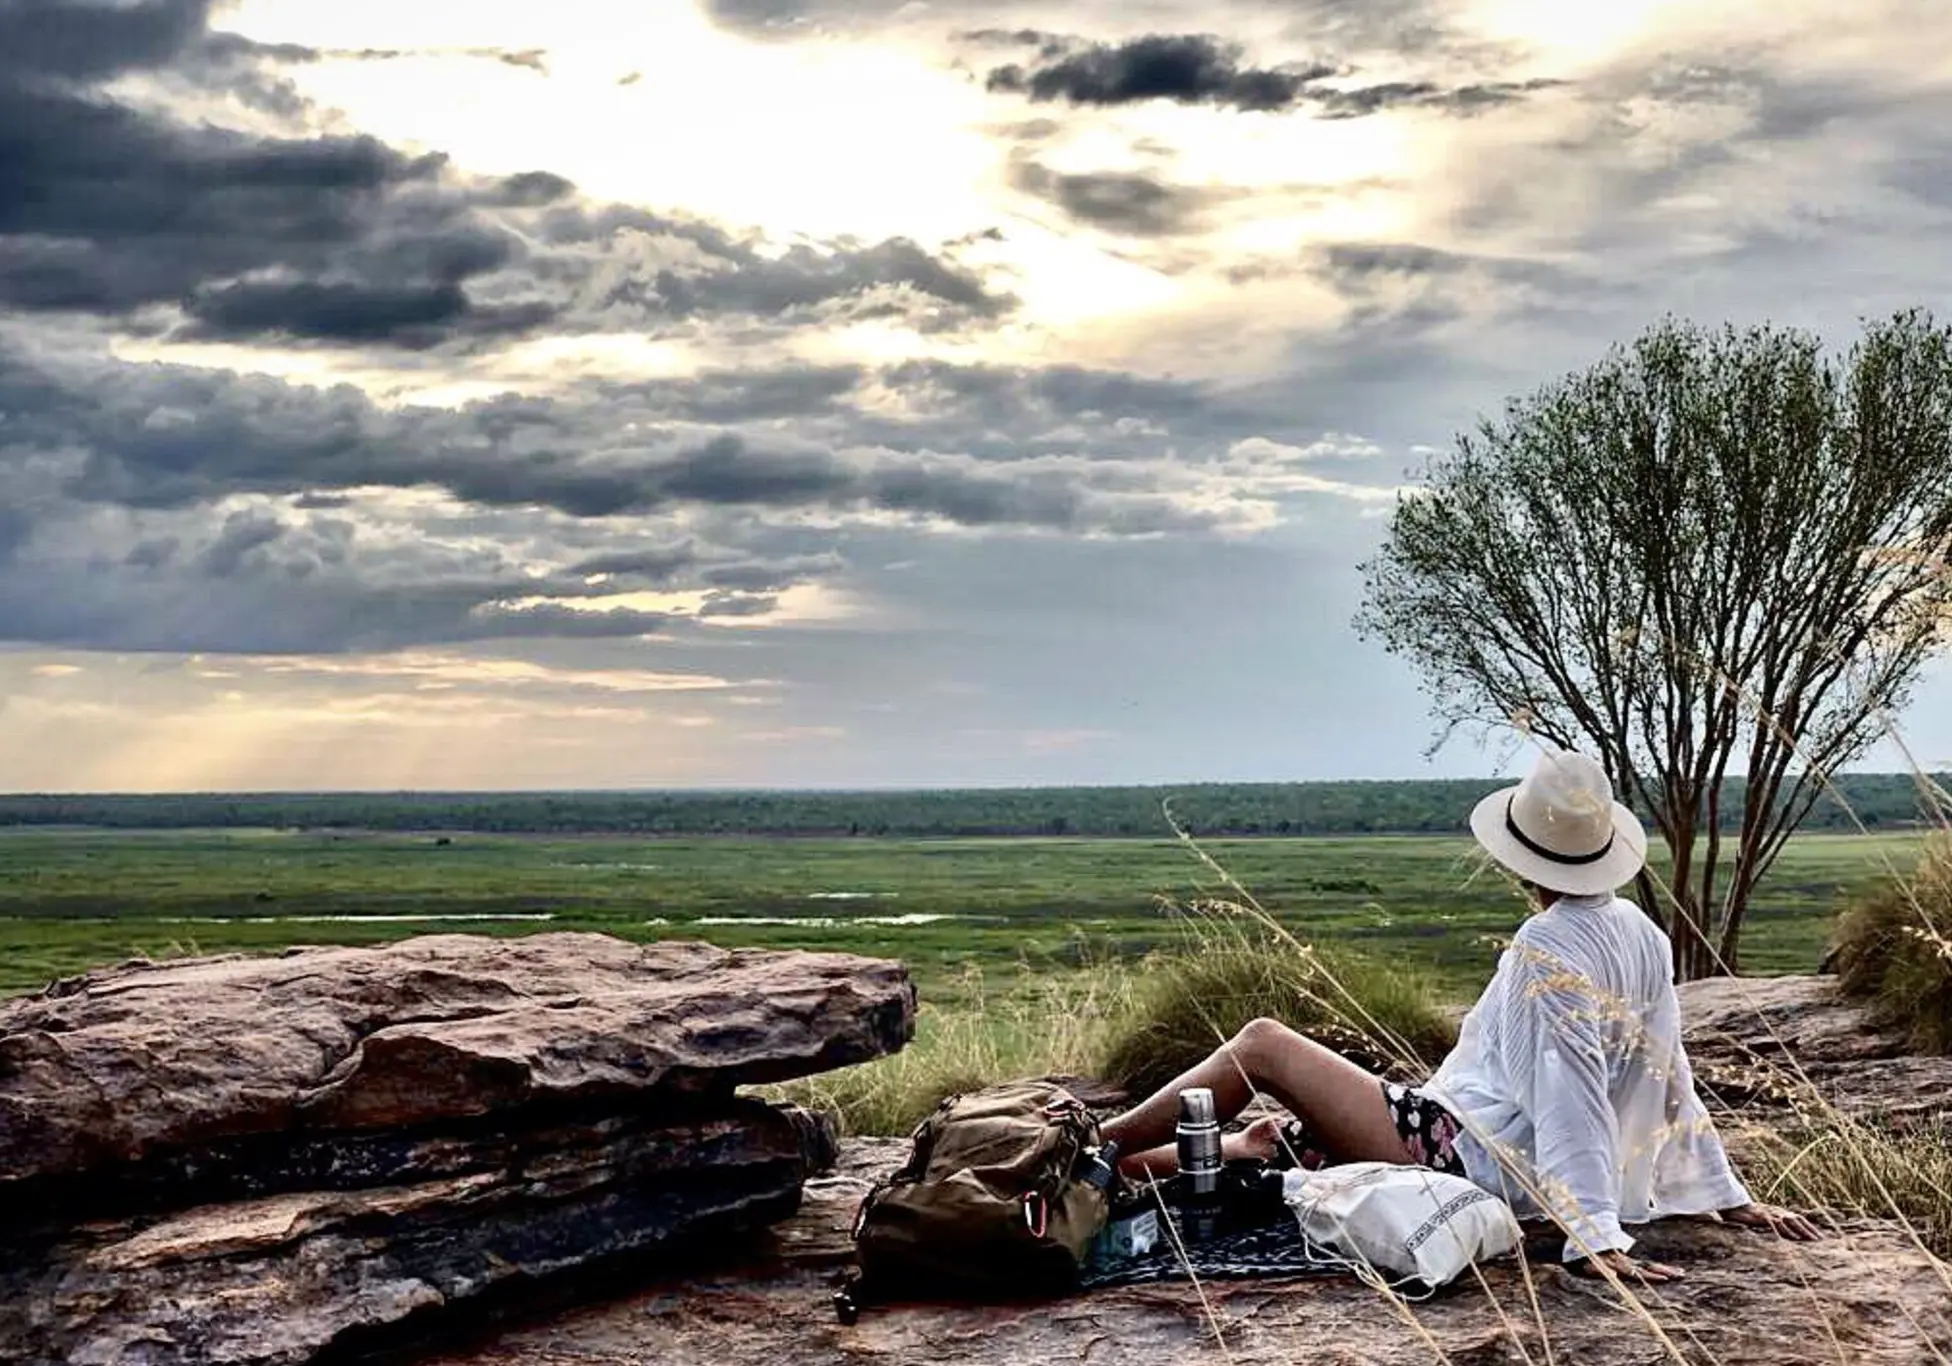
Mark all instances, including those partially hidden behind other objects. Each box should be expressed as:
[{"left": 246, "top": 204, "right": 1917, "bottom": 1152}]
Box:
[{"left": 1222, "top": 1115, "right": 1284, "bottom": 1163}]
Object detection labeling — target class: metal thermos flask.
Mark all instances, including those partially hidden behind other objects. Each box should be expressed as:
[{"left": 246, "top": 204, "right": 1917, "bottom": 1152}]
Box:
[{"left": 1174, "top": 1088, "right": 1223, "bottom": 1241}]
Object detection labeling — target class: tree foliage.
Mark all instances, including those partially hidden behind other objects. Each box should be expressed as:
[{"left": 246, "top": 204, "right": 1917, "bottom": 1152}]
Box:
[
  {"left": 1358, "top": 312, "right": 1952, "bottom": 978},
  {"left": 0, "top": 774, "right": 1940, "bottom": 839}
]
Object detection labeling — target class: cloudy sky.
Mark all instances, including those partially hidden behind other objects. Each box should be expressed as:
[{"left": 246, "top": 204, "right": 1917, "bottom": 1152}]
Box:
[{"left": 3, "top": 0, "right": 1950, "bottom": 791}]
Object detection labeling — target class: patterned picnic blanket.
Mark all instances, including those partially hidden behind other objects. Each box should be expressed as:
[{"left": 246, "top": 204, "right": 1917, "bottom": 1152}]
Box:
[
  {"left": 1078, "top": 1214, "right": 1372, "bottom": 1291},
  {"left": 1077, "top": 1217, "right": 1366, "bottom": 1287}
]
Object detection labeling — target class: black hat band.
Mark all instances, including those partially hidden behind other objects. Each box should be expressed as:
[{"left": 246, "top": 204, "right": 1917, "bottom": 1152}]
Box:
[{"left": 1505, "top": 795, "right": 1614, "bottom": 867}]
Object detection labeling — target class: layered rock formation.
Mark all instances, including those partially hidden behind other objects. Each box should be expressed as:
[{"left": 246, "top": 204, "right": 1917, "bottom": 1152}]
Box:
[{"left": 0, "top": 934, "right": 912, "bottom": 1366}]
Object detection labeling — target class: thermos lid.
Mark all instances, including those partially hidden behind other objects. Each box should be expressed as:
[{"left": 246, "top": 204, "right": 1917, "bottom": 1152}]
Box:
[{"left": 1176, "top": 1087, "right": 1218, "bottom": 1125}]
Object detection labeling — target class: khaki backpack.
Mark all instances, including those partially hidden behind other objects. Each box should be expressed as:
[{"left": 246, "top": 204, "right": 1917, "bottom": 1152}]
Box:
[{"left": 838, "top": 1080, "right": 1115, "bottom": 1320}]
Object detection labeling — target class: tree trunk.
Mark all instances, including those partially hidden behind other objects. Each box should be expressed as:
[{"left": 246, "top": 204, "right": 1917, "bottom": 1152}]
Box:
[
  {"left": 1629, "top": 869, "right": 1668, "bottom": 932},
  {"left": 1668, "top": 900, "right": 1724, "bottom": 982}
]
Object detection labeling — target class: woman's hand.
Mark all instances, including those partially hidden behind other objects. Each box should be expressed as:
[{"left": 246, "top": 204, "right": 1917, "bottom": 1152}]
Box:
[
  {"left": 1567, "top": 1249, "right": 1686, "bottom": 1283},
  {"left": 1722, "top": 1202, "right": 1822, "bottom": 1241}
]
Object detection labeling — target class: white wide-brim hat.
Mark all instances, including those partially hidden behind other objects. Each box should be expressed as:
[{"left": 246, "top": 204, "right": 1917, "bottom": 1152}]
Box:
[{"left": 1469, "top": 748, "right": 1647, "bottom": 896}]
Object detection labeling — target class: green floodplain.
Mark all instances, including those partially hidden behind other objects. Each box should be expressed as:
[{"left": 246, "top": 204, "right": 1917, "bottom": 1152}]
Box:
[{"left": 0, "top": 826, "right": 1929, "bottom": 1004}]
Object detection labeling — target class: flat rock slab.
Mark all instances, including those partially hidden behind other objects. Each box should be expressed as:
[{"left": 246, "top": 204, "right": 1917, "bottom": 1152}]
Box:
[
  {"left": 1679, "top": 975, "right": 1952, "bottom": 1124},
  {"left": 0, "top": 934, "right": 914, "bottom": 1188},
  {"left": 423, "top": 1138, "right": 1952, "bottom": 1366},
  {"left": 0, "top": 1101, "right": 834, "bottom": 1366}
]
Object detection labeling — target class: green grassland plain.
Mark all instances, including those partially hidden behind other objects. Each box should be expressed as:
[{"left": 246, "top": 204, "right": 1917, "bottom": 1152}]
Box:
[{"left": 0, "top": 828, "right": 1922, "bottom": 1003}]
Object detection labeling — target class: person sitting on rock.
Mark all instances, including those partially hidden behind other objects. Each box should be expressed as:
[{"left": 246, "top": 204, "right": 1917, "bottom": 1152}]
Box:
[{"left": 1100, "top": 747, "right": 1820, "bottom": 1281}]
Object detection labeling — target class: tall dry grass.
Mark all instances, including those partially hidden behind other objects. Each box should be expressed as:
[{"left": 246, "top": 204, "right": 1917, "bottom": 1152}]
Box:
[
  {"left": 1094, "top": 910, "right": 1457, "bottom": 1098},
  {"left": 768, "top": 964, "right": 1123, "bottom": 1137},
  {"left": 1831, "top": 833, "right": 1952, "bottom": 1055},
  {"left": 1734, "top": 1117, "right": 1952, "bottom": 1257}
]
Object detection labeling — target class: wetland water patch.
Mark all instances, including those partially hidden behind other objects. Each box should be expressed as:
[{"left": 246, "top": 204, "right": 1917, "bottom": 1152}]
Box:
[
  {"left": 644, "top": 913, "right": 998, "bottom": 929},
  {"left": 151, "top": 913, "right": 560, "bottom": 924}
]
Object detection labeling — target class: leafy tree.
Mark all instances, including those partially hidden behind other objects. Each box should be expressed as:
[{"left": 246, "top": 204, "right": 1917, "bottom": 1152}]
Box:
[{"left": 1357, "top": 312, "right": 1952, "bottom": 979}]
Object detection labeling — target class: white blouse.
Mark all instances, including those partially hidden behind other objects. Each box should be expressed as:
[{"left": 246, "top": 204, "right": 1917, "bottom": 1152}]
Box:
[{"left": 1424, "top": 893, "right": 1751, "bottom": 1262}]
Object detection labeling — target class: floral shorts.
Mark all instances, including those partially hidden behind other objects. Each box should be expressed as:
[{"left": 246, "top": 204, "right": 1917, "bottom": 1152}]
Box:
[{"left": 1275, "top": 1080, "right": 1467, "bottom": 1178}]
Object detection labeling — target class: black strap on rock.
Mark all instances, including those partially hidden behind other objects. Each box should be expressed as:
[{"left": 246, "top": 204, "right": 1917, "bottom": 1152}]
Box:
[{"left": 1505, "top": 795, "right": 1613, "bottom": 866}]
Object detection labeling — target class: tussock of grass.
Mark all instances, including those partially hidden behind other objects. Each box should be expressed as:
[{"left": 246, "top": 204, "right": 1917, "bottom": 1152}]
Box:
[
  {"left": 768, "top": 967, "right": 1120, "bottom": 1137},
  {"left": 1094, "top": 914, "right": 1458, "bottom": 1098},
  {"left": 1732, "top": 1116, "right": 1952, "bottom": 1258},
  {"left": 1831, "top": 835, "right": 1952, "bottom": 1055}
]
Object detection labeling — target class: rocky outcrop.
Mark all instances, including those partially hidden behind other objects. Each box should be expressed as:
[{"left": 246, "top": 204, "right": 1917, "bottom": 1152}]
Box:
[
  {"left": 1679, "top": 974, "right": 1952, "bottom": 1124},
  {"left": 8, "top": 947, "right": 1945, "bottom": 1366},
  {"left": 421, "top": 1136, "right": 1952, "bottom": 1366},
  {"left": 0, "top": 935, "right": 911, "bottom": 1366},
  {"left": 0, "top": 933, "right": 910, "bottom": 1197}
]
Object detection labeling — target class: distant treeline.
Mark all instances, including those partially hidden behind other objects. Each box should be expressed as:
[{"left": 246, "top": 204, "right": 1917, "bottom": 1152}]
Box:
[{"left": 0, "top": 774, "right": 1942, "bottom": 837}]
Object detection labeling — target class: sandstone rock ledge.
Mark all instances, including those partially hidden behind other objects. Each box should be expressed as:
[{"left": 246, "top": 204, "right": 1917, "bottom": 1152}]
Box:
[
  {"left": 423, "top": 1137, "right": 1952, "bottom": 1366},
  {"left": 0, "top": 934, "right": 913, "bottom": 1366},
  {"left": 1678, "top": 974, "right": 1952, "bottom": 1126},
  {"left": 1, "top": 932, "right": 913, "bottom": 1195}
]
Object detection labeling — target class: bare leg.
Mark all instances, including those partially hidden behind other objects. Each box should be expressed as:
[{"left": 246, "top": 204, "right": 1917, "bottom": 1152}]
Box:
[
  {"left": 1116, "top": 1120, "right": 1285, "bottom": 1182},
  {"left": 1102, "top": 1018, "right": 1408, "bottom": 1172}
]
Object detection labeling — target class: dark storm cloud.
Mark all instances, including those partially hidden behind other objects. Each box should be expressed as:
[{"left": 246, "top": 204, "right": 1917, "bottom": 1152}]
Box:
[
  {"left": 2, "top": 344, "right": 1240, "bottom": 530},
  {"left": 695, "top": 591, "right": 779, "bottom": 618},
  {"left": 0, "top": 0, "right": 1010, "bottom": 347},
  {"left": 490, "top": 172, "right": 576, "bottom": 207},
  {"left": 181, "top": 278, "right": 559, "bottom": 348},
  {"left": 0, "top": 0, "right": 212, "bottom": 81},
  {"left": 644, "top": 365, "right": 865, "bottom": 423},
  {"left": 565, "top": 544, "right": 840, "bottom": 596},
  {"left": 1313, "top": 242, "right": 1584, "bottom": 290},
  {"left": 569, "top": 546, "right": 702, "bottom": 582},
  {"left": 564, "top": 356, "right": 1301, "bottom": 462},
  {"left": 869, "top": 360, "right": 1257, "bottom": 450},
  {"left": 659, "top": 237, "right": 1000, "bottom": 320},
  {"left": 1314, "top": 77, "right": 1562, "bottom": 118},
  {"left": 1007, "top": 161, "right": 1221, "bottom": 236},
  {"left": 0, "top": 340, "right": 1285, "bottom": 653},
  {"left": 700, "top": 554, "right": 843, "bottom": 591},
  {"left": 196, "top": 509, "right": 287, "bottom": 578},
  {"left": 982, "top": 32, "right": 1561, "bottom": 117},
  {"left": 0, "top": 77, "right": 524, "bottom": 331},
  {"left": 986, "top": 34, "right": 1334, "bottom": 112},
  {"left": 0, "top": 559, "right": 674, "bottom": 655}
]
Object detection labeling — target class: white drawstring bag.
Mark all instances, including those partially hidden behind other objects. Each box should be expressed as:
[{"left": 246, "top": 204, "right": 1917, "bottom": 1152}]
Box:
[{"left": 1282, "top": 1162, "right": 1520, "bottom": 1289}]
